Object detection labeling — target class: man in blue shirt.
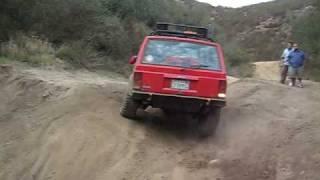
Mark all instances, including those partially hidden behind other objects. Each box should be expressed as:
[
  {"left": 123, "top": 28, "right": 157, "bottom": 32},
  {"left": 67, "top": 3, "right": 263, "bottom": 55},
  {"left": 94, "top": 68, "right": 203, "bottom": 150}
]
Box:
[
  {"left": 280, "top": 42, "right": 294, "bottom": 84},
  {"left": 288, "top": 43, "right": 306, "bottom": 88}
]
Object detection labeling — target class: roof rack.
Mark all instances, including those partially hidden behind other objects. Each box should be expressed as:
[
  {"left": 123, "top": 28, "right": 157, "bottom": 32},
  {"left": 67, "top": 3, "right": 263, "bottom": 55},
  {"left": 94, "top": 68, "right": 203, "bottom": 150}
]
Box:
[{"left": 151, "top": 23, "right": 213, "bottom": 41}]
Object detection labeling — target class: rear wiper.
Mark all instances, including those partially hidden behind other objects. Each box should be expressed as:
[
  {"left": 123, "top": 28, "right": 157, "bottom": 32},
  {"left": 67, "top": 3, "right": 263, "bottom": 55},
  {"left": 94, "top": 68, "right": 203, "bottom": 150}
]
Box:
[{"left": 190, "top": 64, "right": 209, "bottom": 69}]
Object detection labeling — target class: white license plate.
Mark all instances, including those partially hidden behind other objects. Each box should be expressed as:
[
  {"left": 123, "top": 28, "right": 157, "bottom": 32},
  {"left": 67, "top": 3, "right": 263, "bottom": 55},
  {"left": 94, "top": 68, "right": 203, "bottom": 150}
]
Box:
[{"left": 171, "top": 79, "right": 190, "bottom": 90}]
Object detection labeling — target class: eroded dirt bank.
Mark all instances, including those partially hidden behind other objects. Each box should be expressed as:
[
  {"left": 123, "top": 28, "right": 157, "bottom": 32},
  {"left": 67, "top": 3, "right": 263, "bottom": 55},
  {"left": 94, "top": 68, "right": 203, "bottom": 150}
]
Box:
[{"left": 1, "top": 65, "right": 320, "bottom": 180}]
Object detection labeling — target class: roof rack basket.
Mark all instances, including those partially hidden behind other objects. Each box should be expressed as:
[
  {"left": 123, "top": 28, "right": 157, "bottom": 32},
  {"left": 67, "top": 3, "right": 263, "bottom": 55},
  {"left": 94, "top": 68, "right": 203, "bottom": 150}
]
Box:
[{"left": 152, "top": 22, "right": 211, "bottom": 40}]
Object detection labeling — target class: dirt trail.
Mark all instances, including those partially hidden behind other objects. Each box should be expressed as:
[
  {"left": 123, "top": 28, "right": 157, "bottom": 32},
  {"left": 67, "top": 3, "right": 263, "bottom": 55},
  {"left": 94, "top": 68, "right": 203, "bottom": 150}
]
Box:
[
  {"left": 1, "top": 65, "right": 320, "bottom": 180},
  {"left": 253, "top": 61, "right": 280, "bottom": 81}
]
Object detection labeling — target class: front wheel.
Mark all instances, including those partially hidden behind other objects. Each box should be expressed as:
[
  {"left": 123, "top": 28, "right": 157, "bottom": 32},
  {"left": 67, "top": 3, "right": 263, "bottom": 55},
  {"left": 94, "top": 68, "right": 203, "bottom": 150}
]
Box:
[
  {"left": 198, "top": 107, "right": 221, "bottom": 137},
  {"left": 120, "top": 94, "right": 140, "bottom": 119}
]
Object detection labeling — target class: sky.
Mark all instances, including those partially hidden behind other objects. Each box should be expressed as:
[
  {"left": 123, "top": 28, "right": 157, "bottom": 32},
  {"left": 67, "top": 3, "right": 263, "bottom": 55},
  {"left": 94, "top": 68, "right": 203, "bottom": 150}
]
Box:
[{"left": 197, "top": 0, "right": 274, "bottom": 8}]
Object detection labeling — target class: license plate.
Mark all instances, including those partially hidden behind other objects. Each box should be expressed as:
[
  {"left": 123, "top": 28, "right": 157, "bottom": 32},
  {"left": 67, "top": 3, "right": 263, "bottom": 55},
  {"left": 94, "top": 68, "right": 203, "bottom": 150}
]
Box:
[{"left": 171, "top": 79, "right": 190, "bottom": 90}]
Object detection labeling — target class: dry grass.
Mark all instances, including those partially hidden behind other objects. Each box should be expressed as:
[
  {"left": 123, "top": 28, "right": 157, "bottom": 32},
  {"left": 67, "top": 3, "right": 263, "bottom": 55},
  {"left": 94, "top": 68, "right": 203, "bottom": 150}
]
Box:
[
  {"left": 0, "top": 35, "right": 57, "bottom": 66},
  {"left": 0, "top": 56, "right": 10, "bottom": 64}
]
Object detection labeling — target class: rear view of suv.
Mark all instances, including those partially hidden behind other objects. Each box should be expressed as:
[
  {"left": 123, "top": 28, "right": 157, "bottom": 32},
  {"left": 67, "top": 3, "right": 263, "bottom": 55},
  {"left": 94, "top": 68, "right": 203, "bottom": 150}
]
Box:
[{"left": 121, "top": 23, "right": 227, "bottom": 137}]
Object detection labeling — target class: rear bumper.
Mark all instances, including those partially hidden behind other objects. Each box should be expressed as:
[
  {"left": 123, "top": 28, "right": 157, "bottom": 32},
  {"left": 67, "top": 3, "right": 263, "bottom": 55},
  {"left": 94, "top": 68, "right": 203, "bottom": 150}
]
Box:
[{"left": 131, "top": 90, "right": 226, "bottom": 107}]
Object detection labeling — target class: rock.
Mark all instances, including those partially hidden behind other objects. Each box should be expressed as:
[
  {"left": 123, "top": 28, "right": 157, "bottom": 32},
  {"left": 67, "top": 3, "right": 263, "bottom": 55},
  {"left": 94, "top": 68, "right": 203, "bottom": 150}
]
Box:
[{"left": 208, "top": 159, "right": 221, "bottom": 167}]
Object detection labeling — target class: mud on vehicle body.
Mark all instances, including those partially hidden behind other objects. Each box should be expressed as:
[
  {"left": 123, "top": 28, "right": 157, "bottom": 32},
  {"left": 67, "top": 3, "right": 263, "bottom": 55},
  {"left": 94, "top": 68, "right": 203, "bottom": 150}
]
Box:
[{"left": 121, "top": 23, "right": 227, "bottom": 137}]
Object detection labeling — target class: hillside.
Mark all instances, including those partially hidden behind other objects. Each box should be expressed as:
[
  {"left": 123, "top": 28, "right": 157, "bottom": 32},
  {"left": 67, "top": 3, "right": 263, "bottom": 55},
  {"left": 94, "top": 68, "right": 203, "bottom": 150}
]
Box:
[
  {"left": 212, "top": 0, "right": 314, "bottom": 60},
  {"left": 208, "top": 0, "right": 319, "bottom": 80},
  {"left": 0, "top": 0, "right": 213, "bottom": 73},
  {"left": 0, "top": 0, "right": 319, "bottom": 79},
  {"left": 1, "top": 1, "right": 320, "bottom": 180}
]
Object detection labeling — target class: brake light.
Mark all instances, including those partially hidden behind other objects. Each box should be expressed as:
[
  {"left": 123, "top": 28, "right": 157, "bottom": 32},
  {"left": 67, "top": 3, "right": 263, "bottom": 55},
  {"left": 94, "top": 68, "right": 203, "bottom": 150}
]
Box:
[
  {"left": 133, "top": 72, "right": 143, "bottom": 90},
  {"left": 129, "top": 55, "right": 137, "bottom": 64},
  {"left": 218, "top": 80, "right": 227, "bottom": 98},
  {"left": 219, "top": 80, "right": 227, "bottom": 93}
]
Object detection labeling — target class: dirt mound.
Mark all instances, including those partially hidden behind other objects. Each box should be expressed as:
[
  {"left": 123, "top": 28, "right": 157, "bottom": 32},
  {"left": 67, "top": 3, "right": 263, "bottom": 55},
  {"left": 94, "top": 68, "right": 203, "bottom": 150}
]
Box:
[
  {"left": 227, "top": 76, "right": 239, "bottom": 84},
  {"left": 1, "top": 66, "right": 320, "bottom": 180},
  {"left": 253, "top": 61, "right": 280, "bottom": 81}
]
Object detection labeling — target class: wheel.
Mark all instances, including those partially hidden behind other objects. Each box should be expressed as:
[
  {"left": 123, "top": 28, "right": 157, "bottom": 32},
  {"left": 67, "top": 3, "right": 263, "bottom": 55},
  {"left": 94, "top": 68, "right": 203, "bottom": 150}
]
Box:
[
  {"left": 198, "top": 107, "right": 221, "bottom": 137},
  {"left": 120, "top": 94, "right": 140, "bottom": 119}
]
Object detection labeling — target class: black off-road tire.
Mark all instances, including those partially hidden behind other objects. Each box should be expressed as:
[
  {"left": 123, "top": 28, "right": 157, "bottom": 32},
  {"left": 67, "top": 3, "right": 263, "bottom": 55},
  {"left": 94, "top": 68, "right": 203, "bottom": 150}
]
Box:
[
  {"left": 198, "top": 107, "right": 221, "bottom": 138},
  {"left": 120, "top": 94, "right": 140, "bottom": 119}
]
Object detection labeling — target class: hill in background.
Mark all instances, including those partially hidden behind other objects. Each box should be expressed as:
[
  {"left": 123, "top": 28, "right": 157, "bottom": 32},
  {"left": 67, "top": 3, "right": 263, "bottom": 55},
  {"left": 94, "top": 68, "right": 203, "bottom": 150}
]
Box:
[
  {"left": 0, "top": 0, "right": 318, "bottom": 79},
  {"left": 213, "top": 0, "right": 314, "bottom": 60}
]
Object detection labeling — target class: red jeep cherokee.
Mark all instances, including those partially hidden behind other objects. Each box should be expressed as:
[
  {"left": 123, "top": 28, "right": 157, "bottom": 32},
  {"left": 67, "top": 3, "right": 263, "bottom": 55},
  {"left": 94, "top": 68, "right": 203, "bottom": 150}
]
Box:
[{"left": 121, "top": 23, "right": 227, "bottom": 136}]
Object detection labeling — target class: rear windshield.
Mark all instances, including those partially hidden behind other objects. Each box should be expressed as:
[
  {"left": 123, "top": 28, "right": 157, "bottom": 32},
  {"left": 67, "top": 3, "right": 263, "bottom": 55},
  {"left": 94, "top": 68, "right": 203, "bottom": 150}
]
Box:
[{"left": 142, "top": 40, "right": 221, "bottom": 71}]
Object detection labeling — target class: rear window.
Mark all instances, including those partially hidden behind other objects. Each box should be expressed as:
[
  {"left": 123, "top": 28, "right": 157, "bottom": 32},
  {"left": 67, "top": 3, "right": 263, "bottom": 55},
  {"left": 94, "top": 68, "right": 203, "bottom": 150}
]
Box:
[{"left": 142, "top": 40, "right": 221, "bottom": 71}]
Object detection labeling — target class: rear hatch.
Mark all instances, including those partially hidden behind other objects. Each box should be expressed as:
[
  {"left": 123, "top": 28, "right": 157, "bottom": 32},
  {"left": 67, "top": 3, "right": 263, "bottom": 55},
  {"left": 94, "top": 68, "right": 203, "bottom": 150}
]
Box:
[
  {"left": 133, "top": 37, "right": 226, "bottom": 99},
  {"left": 134, "top": 65, "right": 226, "bottom": 98}
]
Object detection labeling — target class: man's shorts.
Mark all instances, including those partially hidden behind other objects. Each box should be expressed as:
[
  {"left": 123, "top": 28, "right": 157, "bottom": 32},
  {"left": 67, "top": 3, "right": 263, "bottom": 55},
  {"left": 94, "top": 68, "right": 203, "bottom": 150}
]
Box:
[{"left": 288, "top": 66, "right": 304, "bottom": 78}]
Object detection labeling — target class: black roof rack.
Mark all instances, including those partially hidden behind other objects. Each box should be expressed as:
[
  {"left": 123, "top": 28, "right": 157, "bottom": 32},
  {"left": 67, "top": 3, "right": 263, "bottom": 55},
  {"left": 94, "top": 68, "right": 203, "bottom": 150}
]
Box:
[{"left": 151, "top": 23, "right": 213, "bottom": 42}]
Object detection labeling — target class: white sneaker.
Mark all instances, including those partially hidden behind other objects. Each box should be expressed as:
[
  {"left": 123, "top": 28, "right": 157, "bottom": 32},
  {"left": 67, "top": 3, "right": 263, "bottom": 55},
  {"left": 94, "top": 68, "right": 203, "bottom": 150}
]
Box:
[
  {"left": 289, "top": 82, "right": 294, "bottom": 87},
  {"left": 297, "top": 82, "right": 304, "bottom": 88}
]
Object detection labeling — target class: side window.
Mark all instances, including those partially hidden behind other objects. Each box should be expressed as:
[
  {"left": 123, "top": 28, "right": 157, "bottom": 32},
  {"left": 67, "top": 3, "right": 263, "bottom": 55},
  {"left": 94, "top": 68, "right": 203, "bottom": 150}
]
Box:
[
  {"left": 198, "top": 46, "right": 220, "bottom": 70},
  {"left": 209, "top": 48, "right": 220, "bottom": 70}
]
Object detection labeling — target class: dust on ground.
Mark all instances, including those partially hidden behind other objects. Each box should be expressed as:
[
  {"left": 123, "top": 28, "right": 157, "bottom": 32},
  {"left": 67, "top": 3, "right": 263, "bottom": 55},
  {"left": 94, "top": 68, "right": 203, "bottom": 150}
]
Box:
[{"left": 1, "top": 64, "right": 320, "bottom": 180}]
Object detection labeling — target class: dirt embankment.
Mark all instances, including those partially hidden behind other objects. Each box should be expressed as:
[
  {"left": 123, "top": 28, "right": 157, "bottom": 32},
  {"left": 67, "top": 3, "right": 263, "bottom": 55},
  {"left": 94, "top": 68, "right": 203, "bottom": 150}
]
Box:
[
  {"left": 253, "top": 61, "right": 281, "bottom": 81},
  {"left": 1, "top": 65, "right": 320, "bottom": 180}
]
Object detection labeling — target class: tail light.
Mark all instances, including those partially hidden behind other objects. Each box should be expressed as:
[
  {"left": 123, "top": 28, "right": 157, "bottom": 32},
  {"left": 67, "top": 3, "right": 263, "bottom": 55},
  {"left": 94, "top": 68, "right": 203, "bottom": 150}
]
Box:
[
  {"left": 218, "top": 80, "right": 227, "bottom": 98},
  {"left": 129, "top": 55, "right": 137, "bottom": 64},
  {"left": 133, "top": 72, "right": 143, "bottom": 90}
]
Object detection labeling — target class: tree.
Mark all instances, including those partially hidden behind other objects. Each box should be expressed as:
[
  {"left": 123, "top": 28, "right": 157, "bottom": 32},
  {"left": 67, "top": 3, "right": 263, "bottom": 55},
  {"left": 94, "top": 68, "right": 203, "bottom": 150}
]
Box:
[{"left": 292, "top": 0, "right": 320, "bottom": 80}]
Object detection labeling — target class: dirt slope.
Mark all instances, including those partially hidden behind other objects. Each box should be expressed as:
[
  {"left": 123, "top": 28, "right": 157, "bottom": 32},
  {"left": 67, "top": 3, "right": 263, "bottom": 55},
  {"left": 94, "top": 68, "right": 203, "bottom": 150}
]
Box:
[
  {"left": 1, "top": 65, "right": 320, "bottom": 180},
  {"left": 253, "top": 61, "right": 281, "bottom": 81}
]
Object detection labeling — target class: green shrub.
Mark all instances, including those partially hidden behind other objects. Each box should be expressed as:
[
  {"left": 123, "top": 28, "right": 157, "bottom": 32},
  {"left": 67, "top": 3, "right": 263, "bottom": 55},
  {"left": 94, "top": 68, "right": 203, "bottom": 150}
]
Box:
[
  {"left": 0, "top": 56, "right": 10, "bottom": 64},
  {"left": 222, "top": 42, "right": 254, "bottom": 77},
  {"left": 292, "top": 0, "right": 320, "bottom": 81},
  {"left": 0, "top": 34, "right": 56, "bottom": 65},
  {"left": 56, "top": 42, "right": 102, "bottom": 68},
  {"left": 0, "top": 0, "right": 216, "bottom": 72},
  {"left": 102, "top": 58, "right": 131, "bottom": 76}
]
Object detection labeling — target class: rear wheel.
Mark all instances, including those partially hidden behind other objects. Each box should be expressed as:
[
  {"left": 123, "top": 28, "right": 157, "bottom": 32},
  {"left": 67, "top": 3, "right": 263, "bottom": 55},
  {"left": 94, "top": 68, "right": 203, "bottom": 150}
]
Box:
[
  {"left": 120, "top": 94, "right": 140, "bottom": 119},
  {"left": 198, "top": 107, "right": 221, "bottom": 137}
]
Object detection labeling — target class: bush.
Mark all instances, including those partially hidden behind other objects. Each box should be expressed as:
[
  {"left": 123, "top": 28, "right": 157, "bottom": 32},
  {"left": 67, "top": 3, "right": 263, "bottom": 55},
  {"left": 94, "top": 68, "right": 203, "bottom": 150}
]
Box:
[
  {"left": 31, "top": 0, "right": 102, "bottom": 43},
  {"left": 0, "top": 0, "right": 214, "bottom": 72},
  {"left": 56, "top": 42, "right": 101, "bottom": 68},
  {"left": 0, "top": 34, "right": 56, "bottom": 65},
  {"left": 222, "top": 42, "right": 254, "bottom": 77},
  {"left": 0, "top": 57, "right": 10, "bottom": 64},
  {"left": 292, "top": 0, "right": 320, "bottom": 81}
]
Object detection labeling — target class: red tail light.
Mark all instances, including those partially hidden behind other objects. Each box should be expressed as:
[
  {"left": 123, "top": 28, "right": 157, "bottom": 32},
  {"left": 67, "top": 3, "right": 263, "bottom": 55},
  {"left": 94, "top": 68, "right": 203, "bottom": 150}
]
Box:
[
  {"left": 219, "top": 80, "right": 227, "bottom": 93},
  {"left": 133, "top": 72, "right": 143, "bottom": 90},
  {"left": 217, "top": 80, "right": 227, "bottom": 98}
]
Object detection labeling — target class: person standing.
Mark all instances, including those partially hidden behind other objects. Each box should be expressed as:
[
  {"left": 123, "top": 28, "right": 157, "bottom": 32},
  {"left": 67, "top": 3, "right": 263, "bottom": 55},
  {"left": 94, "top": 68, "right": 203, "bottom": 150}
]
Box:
[
  {"left": 288, "top": 43, "right": 306, "bottom": 88},
  {"left": 280, "top": 42, "right": 294, "bottom": 84}
]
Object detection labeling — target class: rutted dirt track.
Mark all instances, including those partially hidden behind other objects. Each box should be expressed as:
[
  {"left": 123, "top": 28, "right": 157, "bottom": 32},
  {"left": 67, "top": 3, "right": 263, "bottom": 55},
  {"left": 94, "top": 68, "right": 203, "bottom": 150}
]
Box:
[{"left": 1, "top": 65, "right": 320, "bottom": 180}]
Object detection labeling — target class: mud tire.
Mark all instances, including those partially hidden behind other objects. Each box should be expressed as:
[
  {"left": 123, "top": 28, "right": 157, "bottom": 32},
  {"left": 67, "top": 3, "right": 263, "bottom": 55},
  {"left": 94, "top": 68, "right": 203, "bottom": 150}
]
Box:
[
  {"left": 198, "top": 107, "right": 221, "bottom": 138},
  {"left": 120, "top": 94, "right": 139, "bottom": 119}
]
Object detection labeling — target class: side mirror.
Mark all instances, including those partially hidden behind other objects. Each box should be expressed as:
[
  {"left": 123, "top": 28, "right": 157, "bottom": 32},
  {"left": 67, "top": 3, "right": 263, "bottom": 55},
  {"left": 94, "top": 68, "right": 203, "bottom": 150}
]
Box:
[{"left": 129, "top": 56, "right": 137, "bottom": 64}]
